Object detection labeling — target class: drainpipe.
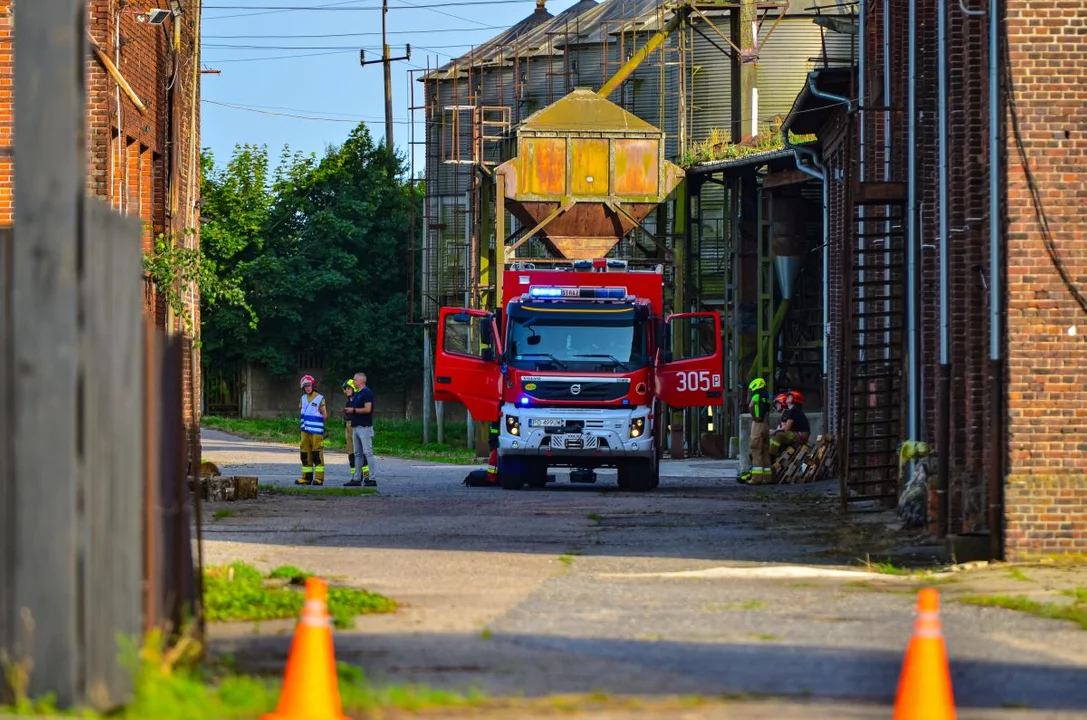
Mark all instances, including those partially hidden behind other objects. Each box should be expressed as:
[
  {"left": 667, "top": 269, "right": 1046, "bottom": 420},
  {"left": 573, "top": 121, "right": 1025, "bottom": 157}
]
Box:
[
  {"left": 988, "top": 0, "right": 1004, "bottom": 559},
  {"left": 908, "top": 0, "right": 919, "bottom": 446},
  {"left": 937, "top": 0, "right": 951, "bottom": 537},
  {"left": 789, "top": 73, "right": 853, "bottom": 428},
  {"left": 858, "top": 0, "right": 868, "bottom": 361}
]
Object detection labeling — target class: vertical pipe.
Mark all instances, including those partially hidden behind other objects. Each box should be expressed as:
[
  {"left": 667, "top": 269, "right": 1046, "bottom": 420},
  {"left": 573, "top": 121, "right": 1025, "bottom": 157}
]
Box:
[
  {"left": 937, "top": 0, "right": 951, "bottom": 536},
  {"left": 423, "top": 324, "right": 432, "bottom": 445},
  {"left": 857, "top": 0, "right": 868, "bottom": 360},
  {"left": 907, "top": 0, "right": 919, "bottom": 442},
  {"left": 882, "top": 0, "right": 893, "bottom": 364},
  {"left": 988, "top": 0, "right": 1004, "bottom": 558}
]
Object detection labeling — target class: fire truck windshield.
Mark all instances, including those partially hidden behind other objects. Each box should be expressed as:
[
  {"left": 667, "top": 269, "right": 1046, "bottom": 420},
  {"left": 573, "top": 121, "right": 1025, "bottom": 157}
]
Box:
[{"left": 506, "top": 303, "right": 648, "bottom": 372}]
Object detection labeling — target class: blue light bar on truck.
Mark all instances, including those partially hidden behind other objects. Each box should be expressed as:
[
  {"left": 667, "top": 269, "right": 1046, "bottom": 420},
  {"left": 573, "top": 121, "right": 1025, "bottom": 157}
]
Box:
[{"left": 528, "top": 286, "right": 628, "bottom": 299}]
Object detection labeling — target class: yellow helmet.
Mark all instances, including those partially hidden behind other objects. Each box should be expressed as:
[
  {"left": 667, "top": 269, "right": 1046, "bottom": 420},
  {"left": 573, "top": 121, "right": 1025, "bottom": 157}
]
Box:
[{"left": 748, "top": 378, "right": 766, "bottom": 392}]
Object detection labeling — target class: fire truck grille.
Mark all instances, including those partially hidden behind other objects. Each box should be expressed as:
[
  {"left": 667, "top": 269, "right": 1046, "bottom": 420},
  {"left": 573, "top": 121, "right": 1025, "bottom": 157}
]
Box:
[{"left": 525, "top": 381, "right": 629, "bottom": 402}]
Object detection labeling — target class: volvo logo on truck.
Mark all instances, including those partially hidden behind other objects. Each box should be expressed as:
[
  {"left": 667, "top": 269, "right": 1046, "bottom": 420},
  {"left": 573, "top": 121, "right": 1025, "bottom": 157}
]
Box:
[{"left": 570, "top": 384, "right": 581, "bottom": 395}]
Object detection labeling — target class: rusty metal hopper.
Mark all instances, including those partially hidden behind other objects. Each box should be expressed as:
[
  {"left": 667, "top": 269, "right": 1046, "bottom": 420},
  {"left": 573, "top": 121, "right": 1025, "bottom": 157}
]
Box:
[{"left": 496, "top": 88, "right": 684, "bottom": 259}]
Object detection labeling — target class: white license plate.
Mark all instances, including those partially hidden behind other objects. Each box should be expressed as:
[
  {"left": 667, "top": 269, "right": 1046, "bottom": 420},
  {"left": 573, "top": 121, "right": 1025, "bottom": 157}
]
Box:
[{"left": 529, "top": 418, "right": 564, "bottom": 427}]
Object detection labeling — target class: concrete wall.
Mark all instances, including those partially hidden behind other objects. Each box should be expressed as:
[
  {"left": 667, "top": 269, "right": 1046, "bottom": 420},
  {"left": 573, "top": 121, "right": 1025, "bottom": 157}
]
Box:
[{"left": 239, "top": 363, "right": 468, "bottom": 422}]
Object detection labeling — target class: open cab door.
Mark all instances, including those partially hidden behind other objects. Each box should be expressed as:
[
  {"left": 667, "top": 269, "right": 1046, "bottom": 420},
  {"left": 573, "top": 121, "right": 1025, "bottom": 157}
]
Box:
[
  {"left": 653, "top": 312, "right": 724, "bottom": 408},
  {"left": 434, "top": 307, "right": 503, "bottom": 423}
]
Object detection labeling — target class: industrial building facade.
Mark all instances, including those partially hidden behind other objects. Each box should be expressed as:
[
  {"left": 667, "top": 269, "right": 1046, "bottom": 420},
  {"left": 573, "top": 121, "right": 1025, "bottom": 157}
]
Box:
[
  {"left": 0, "top": 0, "right": 202, "bottom": 420},
  {"left": 419, "top": 0, "right": 1085, "bottom": 559}
]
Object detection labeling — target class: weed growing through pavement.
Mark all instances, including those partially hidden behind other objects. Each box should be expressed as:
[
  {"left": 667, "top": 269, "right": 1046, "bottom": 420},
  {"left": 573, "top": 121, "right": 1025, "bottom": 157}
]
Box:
[
  {"left": 203, "top": 562, "right": 396, "bottom": 629},
  {"left": 1008, "top": 568, "right": 1033, "bottom": 582},
  {"left": 958, "top": 588, "right": 1087, "bottom": 630},
  {"left": 213, "top": 509, "right": 235, "bottom": 520}
]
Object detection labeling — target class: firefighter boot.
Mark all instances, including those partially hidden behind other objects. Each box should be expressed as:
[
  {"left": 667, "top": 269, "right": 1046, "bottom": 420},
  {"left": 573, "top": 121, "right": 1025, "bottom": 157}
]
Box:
[
  {"left": 297, "top": 451, "right": 313, "bottom": 485},
  {"left": 313, "top": 449, "right": 325, "bottom": 486}
]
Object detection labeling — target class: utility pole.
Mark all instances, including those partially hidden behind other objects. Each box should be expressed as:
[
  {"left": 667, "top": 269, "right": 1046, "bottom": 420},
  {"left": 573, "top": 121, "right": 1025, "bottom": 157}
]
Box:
[
  {"left": 360, "top": 0, "right": 410, "bottom": 153},
  {"left": 730, "top": 0, "right": 759, "bottom": 143}
]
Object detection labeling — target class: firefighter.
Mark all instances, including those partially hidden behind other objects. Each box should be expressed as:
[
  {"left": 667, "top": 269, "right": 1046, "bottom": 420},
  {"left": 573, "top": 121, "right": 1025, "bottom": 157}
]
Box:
[
  {"left": 342, "top": 379, "right": 359, "bottom": 485},
  {"left": 770, "top": 389, "right": 812, "bottom": 457},
  {"left": 486, "top": 422, "right": 500, "bottom": 484},
  {"left": 298, "top": 375, "right": 328, "bottom": 486},
  {"left": 740, "top": 377, "right": 772, "bottom": 484}
]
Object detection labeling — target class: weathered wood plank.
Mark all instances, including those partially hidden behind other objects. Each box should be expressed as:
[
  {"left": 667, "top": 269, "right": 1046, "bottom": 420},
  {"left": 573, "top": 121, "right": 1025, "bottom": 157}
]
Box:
[
  {"left": 82, "top": 202, "right": 144, "bottom": 709},
  {"left": 11, "top": 0, "right": 87, "bottom": 705},
  {"left": 0, "top": 228, "right": 12, "bottom": 700}
]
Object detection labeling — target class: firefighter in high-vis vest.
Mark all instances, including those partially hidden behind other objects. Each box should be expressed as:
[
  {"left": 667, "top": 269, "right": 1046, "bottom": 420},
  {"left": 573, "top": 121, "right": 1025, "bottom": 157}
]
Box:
[
  {"left": 298, "top": 375, "right": 328, "bottom": 485},
  {"left": 486, "top": 422, "right": 500, "bottom": 484},
  {"left": 342, "top": 379, "right": 359, "bottom": 483},
  {"left": 740, "top": 377, "right": 772, "bottom": 484}
]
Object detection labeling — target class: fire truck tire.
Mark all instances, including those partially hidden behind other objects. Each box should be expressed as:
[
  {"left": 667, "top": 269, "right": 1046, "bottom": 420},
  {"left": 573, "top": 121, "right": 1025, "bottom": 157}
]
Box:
[
  {"left": 618, "top": 457, "right": 658, "bottom": 492},
  {"left": 498, "top": 456, "right": 526, "bottom": 490},
  {"left": 525, "top": 460, "right": 548, "bottom": 489}
]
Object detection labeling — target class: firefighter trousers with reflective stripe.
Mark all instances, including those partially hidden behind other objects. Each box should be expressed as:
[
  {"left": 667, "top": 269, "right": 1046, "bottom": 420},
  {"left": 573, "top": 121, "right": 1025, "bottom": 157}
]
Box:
[
  {"left": 300, "top": 431, "right": 325, "bottom": 483},
  {"left": 749, "top": 419, "right": 771, "bottom": 476}
]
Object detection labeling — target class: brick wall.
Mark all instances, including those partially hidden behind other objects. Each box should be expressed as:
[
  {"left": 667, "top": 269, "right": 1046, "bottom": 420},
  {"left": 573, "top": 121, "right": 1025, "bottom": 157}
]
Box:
[
  {"left": 1002, "top": 0, "right": 1087, "bottom": 559},
  {"left": 0, "top": 1, "right": 11, "bottom": 226},
  {"left": 1, "top": 1, "right": 201, "bottom": 425}
]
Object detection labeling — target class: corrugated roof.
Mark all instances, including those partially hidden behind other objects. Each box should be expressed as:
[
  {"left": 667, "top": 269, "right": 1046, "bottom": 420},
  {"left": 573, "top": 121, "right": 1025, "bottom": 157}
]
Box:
[
  {"left": 422, "top": 0, "right": 598, "bottom": 80},
  {"left": 421, "top": 0, "right": 679, "bottom": 80},
  {"left": 519, "top": 87, "right": 661, "bottom": 132}
]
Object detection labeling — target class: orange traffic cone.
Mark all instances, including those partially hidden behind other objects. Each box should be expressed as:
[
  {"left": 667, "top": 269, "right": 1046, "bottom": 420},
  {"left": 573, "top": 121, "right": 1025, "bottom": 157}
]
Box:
[
  {"left": 263, "top": 577, "right": 347, "bottom": 720},
  {"left": 893, "top": 587, "right": 956, "bottom": 720}
]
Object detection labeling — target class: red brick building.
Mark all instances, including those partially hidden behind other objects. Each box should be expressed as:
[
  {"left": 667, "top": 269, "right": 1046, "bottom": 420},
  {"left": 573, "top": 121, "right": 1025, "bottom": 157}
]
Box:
[
  {"left": 782, "top": 0, "right": 1085, "bottom": 559},
  {"left": 0, "top": 0, "right": 202, "bottom": 420}
]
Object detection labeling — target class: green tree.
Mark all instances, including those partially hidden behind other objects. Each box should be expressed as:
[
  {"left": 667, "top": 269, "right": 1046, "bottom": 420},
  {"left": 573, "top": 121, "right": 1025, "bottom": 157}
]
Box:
[
  {"left": 259, "top": 126, "right": 422, "bottom": 388},
  {"left": 198, "top": 144, "right": 272, "bottom": 369},
  {"left": 198, "top": 126, "right": 423, "bottom": 390}
]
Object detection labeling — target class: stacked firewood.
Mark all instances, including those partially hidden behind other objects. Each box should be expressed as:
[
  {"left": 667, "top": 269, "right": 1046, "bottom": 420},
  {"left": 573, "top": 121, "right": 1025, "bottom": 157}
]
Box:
[{"left": 749, "top": 434, "right": 839, "bottom": 485}]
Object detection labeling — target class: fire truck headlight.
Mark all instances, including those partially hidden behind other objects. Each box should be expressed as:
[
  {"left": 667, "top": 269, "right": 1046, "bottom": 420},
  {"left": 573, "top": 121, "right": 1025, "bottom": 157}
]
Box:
[
  {"left": 629, "top": 417, "right": 645, "bottom": 438},
  {"left": 506, "top": 415, "right": 521, "bottom": 436}
]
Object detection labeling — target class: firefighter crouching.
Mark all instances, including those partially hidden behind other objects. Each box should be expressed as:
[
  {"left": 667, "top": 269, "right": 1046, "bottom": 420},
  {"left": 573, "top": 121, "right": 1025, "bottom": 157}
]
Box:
[
  {"left": 298, "top": 375, "right": 328, "bottom": 486},
  {"left": 770, "top": 389, "right": 812, "bottom": 459},
  {"left": 740, "top": 377, "right": 772, "bottom": 484}
]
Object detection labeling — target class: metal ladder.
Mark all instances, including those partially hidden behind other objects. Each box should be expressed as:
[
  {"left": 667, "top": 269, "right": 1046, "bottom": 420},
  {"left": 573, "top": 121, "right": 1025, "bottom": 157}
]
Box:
[{"left": 841, "top": 182, "right": 907, "bottom": 507}]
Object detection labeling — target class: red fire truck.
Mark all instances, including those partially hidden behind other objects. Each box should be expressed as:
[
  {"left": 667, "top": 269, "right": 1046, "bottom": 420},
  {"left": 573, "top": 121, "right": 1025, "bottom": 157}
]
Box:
[{"left": 434, "top": 257, "right": 723, "bottom": 491}]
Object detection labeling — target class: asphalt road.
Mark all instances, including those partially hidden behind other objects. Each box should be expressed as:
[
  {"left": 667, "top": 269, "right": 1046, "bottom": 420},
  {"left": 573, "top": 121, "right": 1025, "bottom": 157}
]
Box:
[{"left": 200, "top": 428, "right": 1087, "bottom": 719}]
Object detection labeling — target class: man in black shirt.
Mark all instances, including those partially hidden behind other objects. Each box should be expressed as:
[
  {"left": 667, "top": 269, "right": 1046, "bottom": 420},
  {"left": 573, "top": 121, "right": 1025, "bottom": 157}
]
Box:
[
  {"left": 345, "top": 372, "right": 377, "bottom": 487},
  {"left": 770, "top": 389, "right": 812, "bottom": 457}
]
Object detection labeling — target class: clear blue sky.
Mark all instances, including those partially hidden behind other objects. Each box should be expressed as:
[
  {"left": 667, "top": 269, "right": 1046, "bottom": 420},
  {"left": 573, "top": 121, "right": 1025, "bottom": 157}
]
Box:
[{"left": 200, "top": 0, "right": 580, "bottom": 175}]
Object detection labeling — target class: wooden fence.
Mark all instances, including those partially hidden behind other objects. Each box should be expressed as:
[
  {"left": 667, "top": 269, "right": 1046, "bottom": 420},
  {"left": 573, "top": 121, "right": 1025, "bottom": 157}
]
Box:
[{"left": 0, "top": 2, "right": 200, "bottom": 711}]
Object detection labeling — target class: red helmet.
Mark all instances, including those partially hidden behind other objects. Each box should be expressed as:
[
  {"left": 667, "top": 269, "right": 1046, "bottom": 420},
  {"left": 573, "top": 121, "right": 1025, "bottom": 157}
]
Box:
[
  {"left": 773, "top": 392, "right": 789, "bottom": 408},
  {"left": 788, "top": 390, "right": 805, "bottom": 405},
  {"left": 300, "top": 374, "right": 316, "bottom": 388}
]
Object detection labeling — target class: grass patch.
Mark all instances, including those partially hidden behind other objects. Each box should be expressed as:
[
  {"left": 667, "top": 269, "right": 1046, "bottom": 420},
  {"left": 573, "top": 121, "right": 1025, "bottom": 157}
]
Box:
[
  {"left": 202, "top": 416, "right": 478, "bottom": 465},
  {"left": 203, "top": 562, "right": 396, "bottom": 629},
  {"left": 958, "top": 590, "right": 1087, "bottom": 630},
  {"left": 258, "top": 484, "right": 376, "bottom": 497},
  {"left": 750, "top": 633, "right": 781, "bottom": 642},
  {"left": 213, "top": 509, "right": 235, "bottom": 520},
  {"left": 1008, "top": 567, "right": 1032, "bottom": 582},
  {"left": 558, "top": 555, "right": 576, "bottom": 566},
  {"left": 2, "top": 630, "right": 484, "bottom": 719},
  {"left": 587, "top": 513, "right": 603, "bottom": 523},
  {"left": 705, "top": 600, "right": 767, "bottom": 612}
]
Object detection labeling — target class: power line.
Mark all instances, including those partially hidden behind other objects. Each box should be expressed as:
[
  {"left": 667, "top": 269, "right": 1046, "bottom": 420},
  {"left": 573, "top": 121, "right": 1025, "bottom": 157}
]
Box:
[
  {"left": 204, "top": 42, "right": 482, "bottom": 49},
  {"left": 203, "top": 98, "right": 414, "bottom": 124},
  {"left": 205, "top": 0, "right": 535, "bottom": 10},
  {"left": 203, "top": 49, "right": 357, "bottom": 62},
  {"left": 204, "top": 25, "right": 505, "bottom": 38},
  {"left": 204, "top": 0, "right": 373, "bottom": 20}
]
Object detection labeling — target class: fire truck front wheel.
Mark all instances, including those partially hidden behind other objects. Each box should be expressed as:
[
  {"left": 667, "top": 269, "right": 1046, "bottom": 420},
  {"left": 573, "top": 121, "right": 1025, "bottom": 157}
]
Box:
[
  {"left": 498, "top": 454, "right": 526, "bottom": 490},
  {"left": 618, "top": 455, "right": 659, "bottom": 492}
]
